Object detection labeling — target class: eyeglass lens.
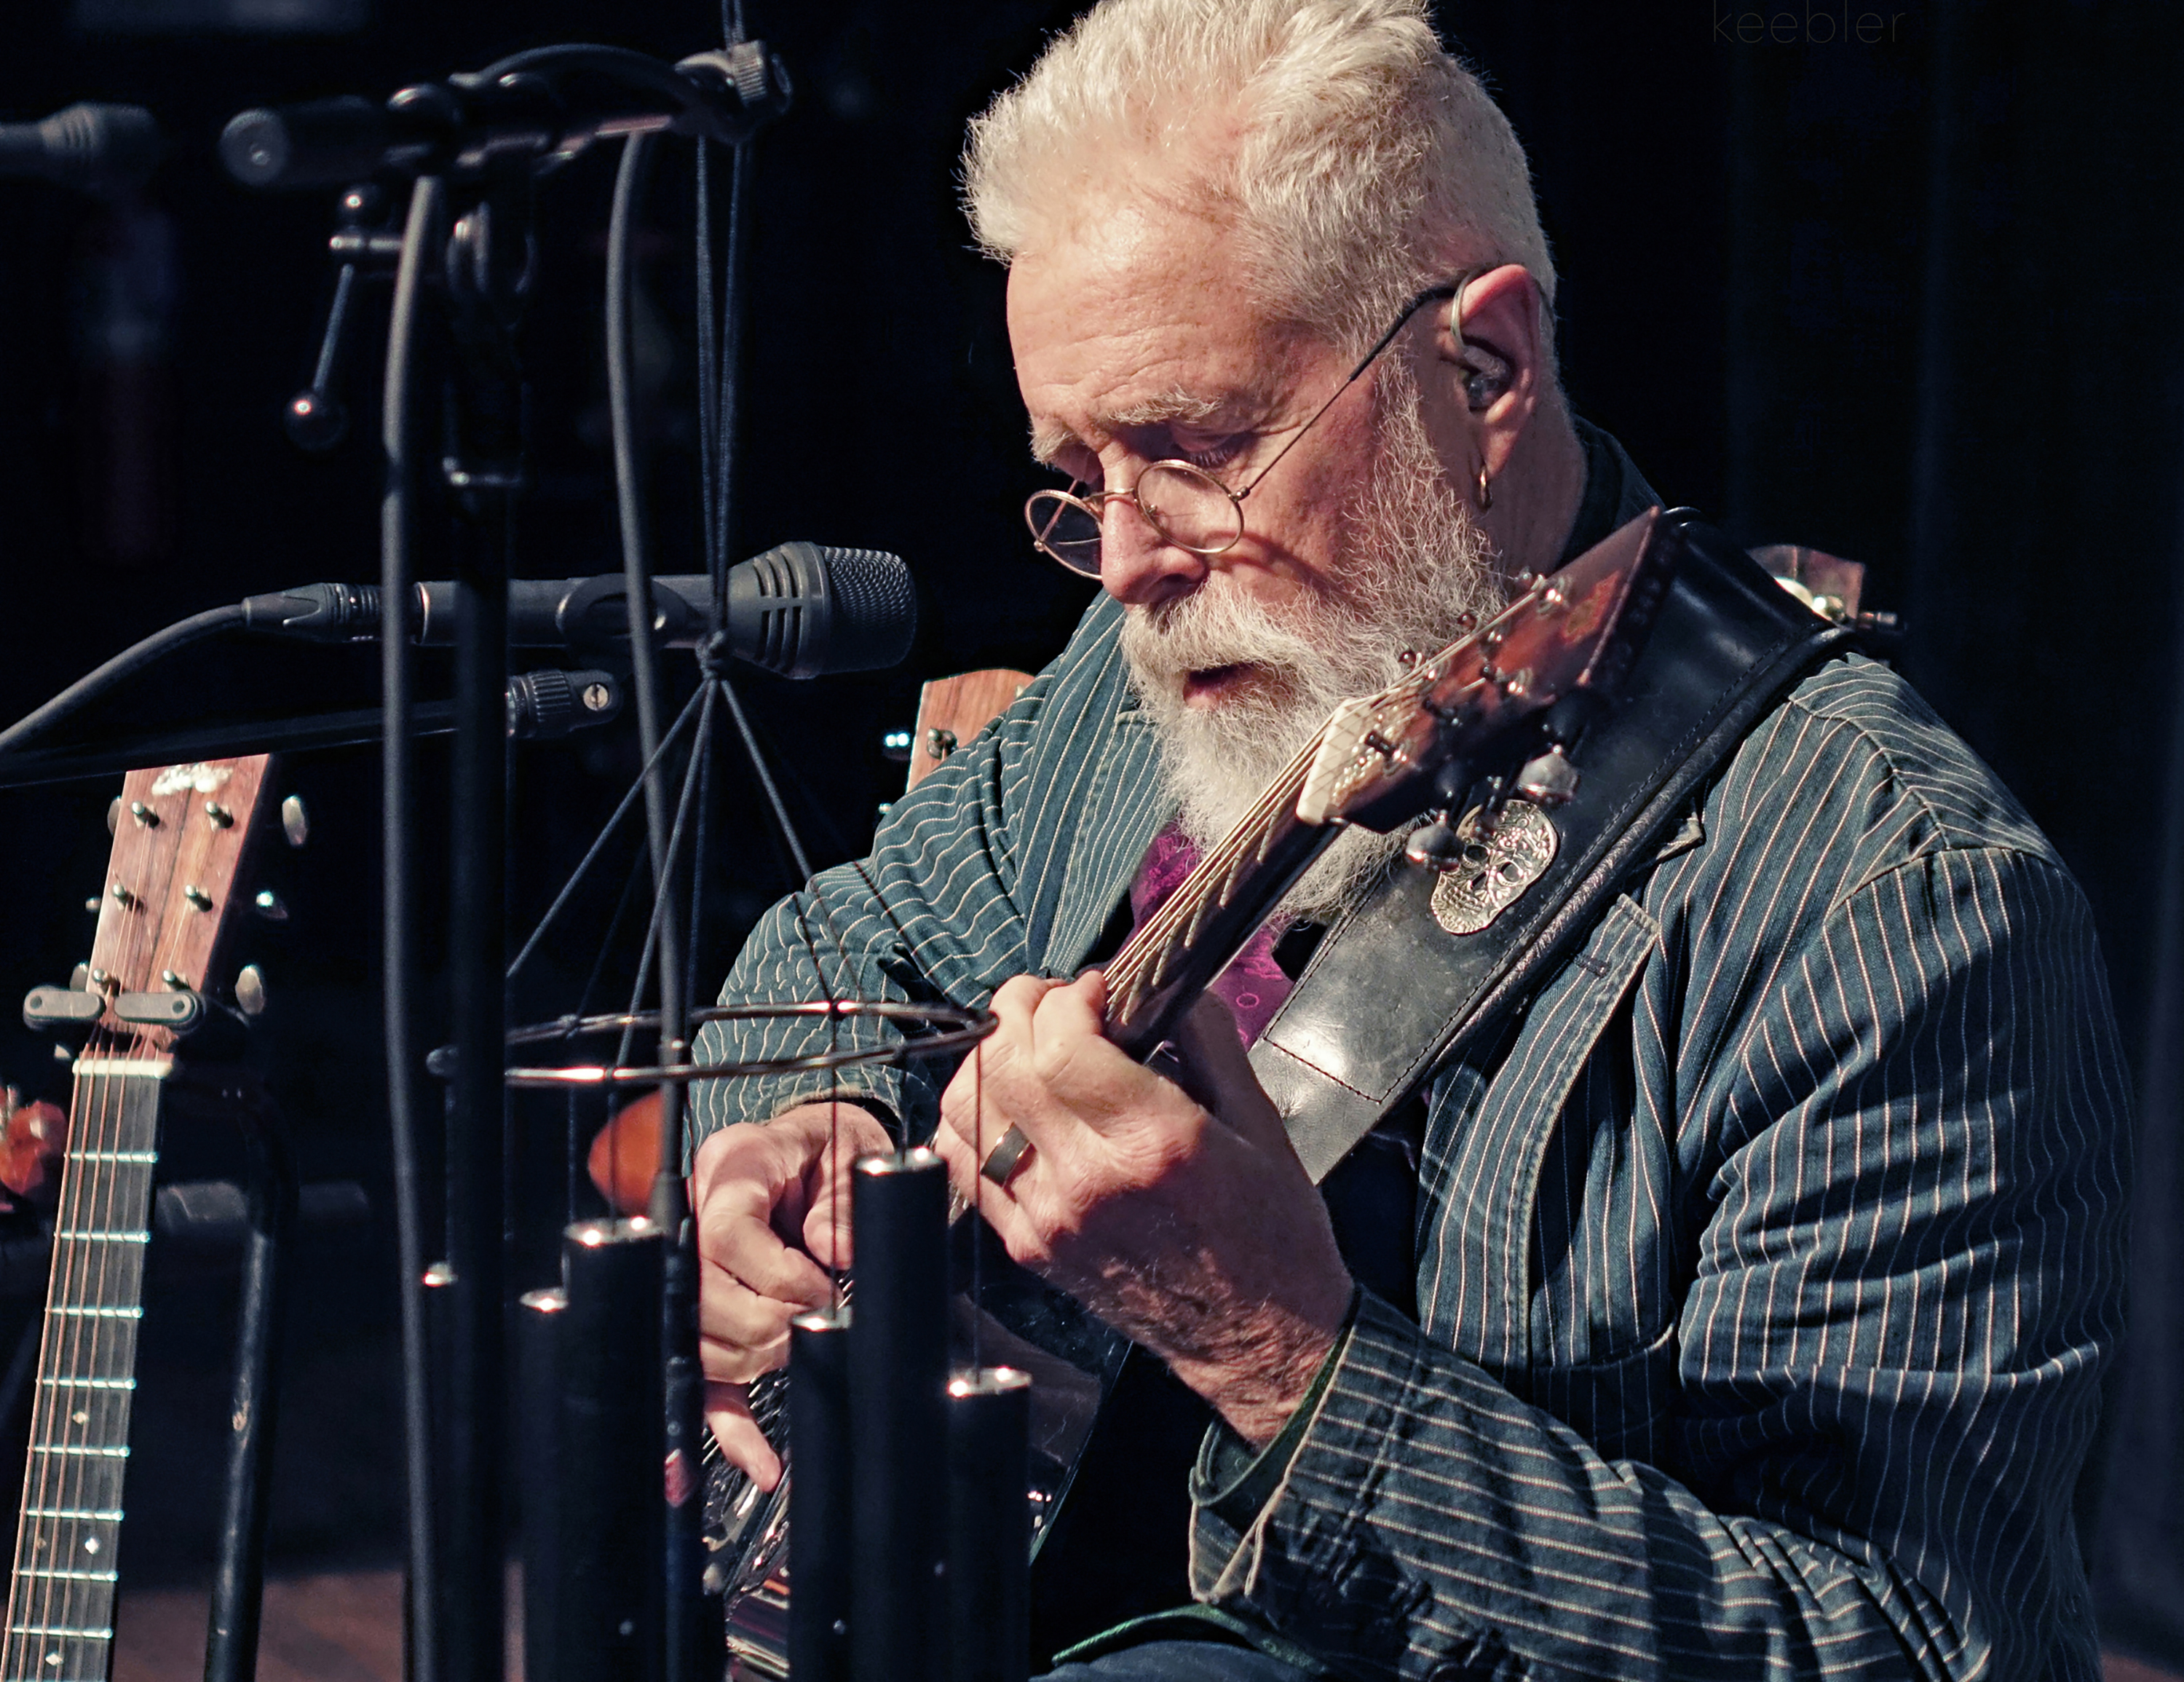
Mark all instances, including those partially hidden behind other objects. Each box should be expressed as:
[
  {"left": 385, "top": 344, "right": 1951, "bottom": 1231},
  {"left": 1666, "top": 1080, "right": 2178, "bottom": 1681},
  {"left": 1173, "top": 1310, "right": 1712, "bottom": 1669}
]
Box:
[{"left": 1025, "top": 462, "right": 1243, "bottom": 577}]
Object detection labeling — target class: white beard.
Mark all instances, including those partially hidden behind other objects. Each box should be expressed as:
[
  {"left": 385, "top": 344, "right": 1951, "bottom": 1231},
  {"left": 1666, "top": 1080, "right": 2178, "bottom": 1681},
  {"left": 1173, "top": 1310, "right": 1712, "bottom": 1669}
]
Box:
[{"left": 1122, "top": 367, "right": 1508, "bottom": 923}]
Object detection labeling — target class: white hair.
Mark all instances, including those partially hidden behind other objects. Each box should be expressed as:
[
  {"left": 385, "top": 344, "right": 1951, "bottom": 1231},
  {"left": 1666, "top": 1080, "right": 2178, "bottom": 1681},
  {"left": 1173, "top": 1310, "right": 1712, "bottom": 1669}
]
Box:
[{"left": 962, "top": 0, "right": 1556, "bottom": 357}]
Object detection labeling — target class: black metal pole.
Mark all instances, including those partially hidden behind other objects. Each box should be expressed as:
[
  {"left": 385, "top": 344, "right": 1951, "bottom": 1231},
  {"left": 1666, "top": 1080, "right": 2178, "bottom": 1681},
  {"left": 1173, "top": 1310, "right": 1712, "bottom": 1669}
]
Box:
[
  {"left": 850, "top": 1150, "right": 949, "bottom": 1682},
  {"left": 440, "top": 181, "right": 526, "bottom": 1682},
  {"left": 202, "top": 1107, "right": 298, "bottom": 1682},
  {"left": 443, "top": 543, "right": 507, "bottom": 1682},
  {"left": 419, "top": 1259, "right": 456, "bottom": 1681},
  {"left": 946, "top": 1369, "right": 1030, "bottom": 1682},
  {"left": 789, "top": 1308, "right": 853, "bottom": 1682},
  {"left": 517, "top": 1288, "right": 567, "bottom": 1682},
  {"left": 557, "top": 1220, "right": 665, "bottom": 1682}
]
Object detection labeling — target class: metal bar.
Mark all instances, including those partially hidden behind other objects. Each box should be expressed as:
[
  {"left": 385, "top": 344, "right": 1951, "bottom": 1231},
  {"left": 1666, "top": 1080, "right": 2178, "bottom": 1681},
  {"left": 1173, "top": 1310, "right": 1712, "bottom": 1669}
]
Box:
[
  {"left": 558, "top": 1220, "right": 665, "bottom": 1681},
  {"left": 518, "top": 1289, "right": 568, "bottom": 1682},
  {"left": 946, "top": 1369, "right": 1030, "bottom": 1682},
  {"left": 202, "top": 1108, "right": 298, "bottom": 1682},
  {"left": 443, "top": 524, "right": 509, "bottom": 1682},
  {"left": 850, "top": 1151, "right": 949, "bottom": 1682},
  {"left": 789, "top": 1310, "right": 852, "bottom": 1682}
]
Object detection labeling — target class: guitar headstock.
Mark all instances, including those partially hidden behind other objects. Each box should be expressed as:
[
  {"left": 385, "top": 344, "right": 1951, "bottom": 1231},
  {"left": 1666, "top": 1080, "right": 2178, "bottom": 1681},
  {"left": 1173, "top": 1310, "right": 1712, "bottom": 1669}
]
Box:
[
  {"left": 73, "top": 757, "right": 274, "bottom": 1054},
  {"left": 1297, "top": 508, "right": 1675, "bottom": 833}
]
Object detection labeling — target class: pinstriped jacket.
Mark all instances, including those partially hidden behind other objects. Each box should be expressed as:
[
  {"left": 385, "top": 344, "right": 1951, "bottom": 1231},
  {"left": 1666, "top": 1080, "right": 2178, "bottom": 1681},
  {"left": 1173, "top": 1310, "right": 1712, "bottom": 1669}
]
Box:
[{"left": 692, "top": 440, "right": 2132, "bottom": 1682}]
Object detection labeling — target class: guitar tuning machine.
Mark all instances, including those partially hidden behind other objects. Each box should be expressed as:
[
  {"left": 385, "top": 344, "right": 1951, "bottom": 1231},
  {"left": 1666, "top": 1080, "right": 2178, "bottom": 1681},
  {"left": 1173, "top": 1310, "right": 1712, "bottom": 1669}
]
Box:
[
  {"left": 1404, "top": 810, "right": 1464, "bottom": 872},
  {"left": 1513, "top": 743, "right": 1579, "bottom": 806}
]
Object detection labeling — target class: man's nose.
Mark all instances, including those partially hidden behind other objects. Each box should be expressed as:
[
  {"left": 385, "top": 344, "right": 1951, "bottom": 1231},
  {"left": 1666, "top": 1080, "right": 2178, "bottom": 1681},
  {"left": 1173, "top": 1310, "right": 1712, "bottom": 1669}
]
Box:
[{"left": 1097, "top": 494, "right": 1208, "bottom": 609}]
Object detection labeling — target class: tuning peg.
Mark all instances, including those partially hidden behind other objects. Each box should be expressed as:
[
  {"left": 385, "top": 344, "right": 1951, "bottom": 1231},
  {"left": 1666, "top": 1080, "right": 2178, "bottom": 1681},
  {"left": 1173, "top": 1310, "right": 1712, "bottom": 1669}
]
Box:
[
  {"left": 1405, "top": 813, "right": 1464, "bottom": 872},
  {"left": 253, "top": 890, "right": 289, "bottom": 923},
  {"left": 1514, "top": 744, "right": 1580, "bottom": 806},
  {"left": 235, "top": 965, "right": 268, "bottom": 1017},
  {"left": 281, "top": 795, "right": 309, "bottom": 848}
]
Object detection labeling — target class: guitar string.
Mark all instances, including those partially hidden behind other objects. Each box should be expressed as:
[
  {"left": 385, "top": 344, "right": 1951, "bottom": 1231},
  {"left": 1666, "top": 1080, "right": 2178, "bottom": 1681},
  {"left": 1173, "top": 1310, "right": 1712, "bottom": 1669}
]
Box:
[
  {"left": 89, "top": 774, "right": 188, "bottom": 1635},
  {"left": 72, "top": 772, "right": 216, "bottom": 1645},
  {"left": 41, "top": 845, "right": 140, "bottom": 1655},
  {"left": 1109, "top": 747, "right": 1311, "bottom": 982},
  {"left": 1104, "top": 627, "right": 1481, "bottom": 1007},
  {"left": 9, "top": 1059, "right": 95, "bottom": 1665},
  {"left": 28, "top": 1058, "right": 103, "bottom": 1661},
  {"left": 61, "top": 773, "right": 174, "bottom": 1654},
  {"left": 1105, "top": 745, "right": 1318, "bottom": 1004},
  {"left": 49, "top": 772, "right": 195, "bottom": 1654},
  {"left": 22, "top": 935, "right": 124, "bottom": 1652}
]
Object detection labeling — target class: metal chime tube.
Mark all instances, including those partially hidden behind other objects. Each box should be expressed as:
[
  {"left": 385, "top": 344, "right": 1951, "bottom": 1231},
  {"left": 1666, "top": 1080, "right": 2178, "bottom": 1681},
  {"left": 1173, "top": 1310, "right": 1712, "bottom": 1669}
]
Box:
[
  {"left": 788, "top": 1308, "right": 854, "bottom": 1682},
  {"left": 518, "top": 1288, "right": 568, "bottom": 1682},
  {"left": 558, "top": 1218, "right": 665, "bottom": 1682},
  {"left": 946, "top": 1367, "right": 1032, "bottom": 1682},
  {"left": 850, "top": 1150, "right": 949, "bottom": 1682}
]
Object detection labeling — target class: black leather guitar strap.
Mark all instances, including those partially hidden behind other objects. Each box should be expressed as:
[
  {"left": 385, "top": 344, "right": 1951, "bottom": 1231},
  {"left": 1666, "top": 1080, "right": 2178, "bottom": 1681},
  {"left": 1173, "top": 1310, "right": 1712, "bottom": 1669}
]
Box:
[{"left": 1251, "top": 524, "right": 1859, "bottom": 1183}]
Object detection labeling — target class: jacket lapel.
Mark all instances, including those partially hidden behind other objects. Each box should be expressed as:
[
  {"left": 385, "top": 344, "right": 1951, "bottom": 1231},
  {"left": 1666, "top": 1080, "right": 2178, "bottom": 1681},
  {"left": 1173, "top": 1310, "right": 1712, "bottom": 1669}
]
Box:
[{"left": 1040, "top": 695, "right": 1174, "bottom": 978}]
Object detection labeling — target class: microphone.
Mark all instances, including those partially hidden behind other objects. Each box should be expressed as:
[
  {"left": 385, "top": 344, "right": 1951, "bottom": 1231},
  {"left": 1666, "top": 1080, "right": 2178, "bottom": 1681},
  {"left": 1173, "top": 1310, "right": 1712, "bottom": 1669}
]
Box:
[
  {"left": 240, "top": 542, "right": 918, "bottom": 679},
  {"left": 0, "top": 103, "right": 164, "bottom": 197}
]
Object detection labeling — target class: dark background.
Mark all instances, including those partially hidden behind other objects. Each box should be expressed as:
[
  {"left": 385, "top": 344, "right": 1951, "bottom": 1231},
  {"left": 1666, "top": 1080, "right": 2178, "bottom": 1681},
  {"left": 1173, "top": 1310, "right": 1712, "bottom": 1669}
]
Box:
[{"left": 1, "top": 0, "right": 2181, "bottom": 1671}]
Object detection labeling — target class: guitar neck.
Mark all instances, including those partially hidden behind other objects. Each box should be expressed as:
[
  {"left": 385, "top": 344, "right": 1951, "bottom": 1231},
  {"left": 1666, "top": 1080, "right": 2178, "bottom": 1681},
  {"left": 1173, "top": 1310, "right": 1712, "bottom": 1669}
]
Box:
[
  {"left": 2, "top": 1052, "right": 166, "bottom": 1681},
  {"left": 0, "top": 751, "right": 273, "bottom": 1682},
  {"left": 1098, "top": 512, "right": 1678, "bottom": 1062},
  {"left": 1101, "top": 746, "right": 1334, "bottom": 1060}
]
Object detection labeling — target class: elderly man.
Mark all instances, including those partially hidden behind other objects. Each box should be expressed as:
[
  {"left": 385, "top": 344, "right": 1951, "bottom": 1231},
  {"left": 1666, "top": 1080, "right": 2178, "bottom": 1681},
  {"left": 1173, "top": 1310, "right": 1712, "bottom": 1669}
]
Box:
[{"left": 689, "top": 1, "right": 2130, "bottom": 1678}]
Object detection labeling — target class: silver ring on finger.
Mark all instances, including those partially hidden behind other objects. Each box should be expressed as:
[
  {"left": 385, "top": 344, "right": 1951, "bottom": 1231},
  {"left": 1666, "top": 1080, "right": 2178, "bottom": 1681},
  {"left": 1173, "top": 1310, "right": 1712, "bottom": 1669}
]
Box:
[{"left": 979, "top": 1124, "right": 1034, "bottom": 1188}]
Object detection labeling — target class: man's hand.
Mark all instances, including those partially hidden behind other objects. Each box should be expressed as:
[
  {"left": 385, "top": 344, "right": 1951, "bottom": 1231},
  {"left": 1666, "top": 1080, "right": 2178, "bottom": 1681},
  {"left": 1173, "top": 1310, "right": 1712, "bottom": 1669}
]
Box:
[
  {"left": 694, "top": 1099, "right": 892, "bottom": 1488},
  {"left": 931, "top": 973, "right": 1351, "bottom": 1446}
]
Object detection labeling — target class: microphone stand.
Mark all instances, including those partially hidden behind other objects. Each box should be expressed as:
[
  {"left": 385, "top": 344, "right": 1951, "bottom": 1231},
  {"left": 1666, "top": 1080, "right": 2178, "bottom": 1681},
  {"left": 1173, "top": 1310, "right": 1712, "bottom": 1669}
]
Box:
[
  {"left": 222, "top": 31, "right": 793, "bottom": 1682},
  {"left": 434, "top": 173, "right": 531, "bottom": 1682}
]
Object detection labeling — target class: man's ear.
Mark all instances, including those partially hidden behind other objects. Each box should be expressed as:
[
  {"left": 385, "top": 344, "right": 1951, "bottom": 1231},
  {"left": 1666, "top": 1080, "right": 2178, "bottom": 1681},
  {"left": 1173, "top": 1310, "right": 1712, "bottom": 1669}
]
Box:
[{"left": 1437, "top": 263, "right": 1548, "bottom": 470}]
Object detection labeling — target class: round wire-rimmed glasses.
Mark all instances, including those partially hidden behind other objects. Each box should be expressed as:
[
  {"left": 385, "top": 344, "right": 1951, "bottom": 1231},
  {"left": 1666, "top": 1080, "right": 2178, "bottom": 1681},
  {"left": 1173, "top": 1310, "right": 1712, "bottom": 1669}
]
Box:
[{"left": 1022, "top": 274, "right": 1481, "bottom": 577}]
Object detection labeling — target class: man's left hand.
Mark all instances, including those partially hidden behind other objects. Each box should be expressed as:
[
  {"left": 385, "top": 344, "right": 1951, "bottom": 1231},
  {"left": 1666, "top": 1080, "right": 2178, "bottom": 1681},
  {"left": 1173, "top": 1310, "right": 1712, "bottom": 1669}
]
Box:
[{"left": 932, "top": 971, "right": 1351, "bottom": 1446}]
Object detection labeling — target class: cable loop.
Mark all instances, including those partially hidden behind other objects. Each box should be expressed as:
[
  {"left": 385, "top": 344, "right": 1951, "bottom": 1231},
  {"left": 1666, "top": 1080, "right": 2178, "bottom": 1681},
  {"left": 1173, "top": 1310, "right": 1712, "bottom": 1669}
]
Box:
[{"left": 696, "top": 631, "right": 736, "bottom": 681}]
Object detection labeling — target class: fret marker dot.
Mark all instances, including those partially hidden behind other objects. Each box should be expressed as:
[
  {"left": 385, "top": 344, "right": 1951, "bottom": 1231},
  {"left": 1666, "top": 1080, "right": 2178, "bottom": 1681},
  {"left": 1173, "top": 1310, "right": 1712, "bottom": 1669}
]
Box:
[
  {"left": 84, "top": 1536, "right": 100, "bottom": 1554},
  {"left": 44, "top": 1651, "right": 59, "bottom": 1666},
  {"left": 71, "top": 1409, "right": 87, "bottom": 1424}
]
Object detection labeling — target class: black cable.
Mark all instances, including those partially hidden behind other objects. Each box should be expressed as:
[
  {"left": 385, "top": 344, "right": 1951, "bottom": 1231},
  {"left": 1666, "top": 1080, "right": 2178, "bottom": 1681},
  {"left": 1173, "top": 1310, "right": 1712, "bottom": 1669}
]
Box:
[
  {"left": 609, "top": 132, "right": 684, "bottom": 1033},
  {"left": 0, "top": 604, "right": 245, "bottom": 757},
  {"left": 694, "top": 143, "right": 720, "bottom": 602},
  {"left": 712, "top": 141, "right": 751, "bottom": 617},
  {"left": 381, "top": 170, "right": 444, "bottom": 1682},
  {"left": 478, "top": 44, "right": 713, "bottom": 114}
]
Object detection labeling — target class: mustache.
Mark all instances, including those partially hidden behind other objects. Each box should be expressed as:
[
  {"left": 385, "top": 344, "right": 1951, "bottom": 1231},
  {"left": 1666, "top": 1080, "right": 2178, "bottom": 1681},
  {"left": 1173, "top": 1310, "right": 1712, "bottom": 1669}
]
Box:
[{"left": 1119, "top": 569, "right": 1396, "bottom": 702}]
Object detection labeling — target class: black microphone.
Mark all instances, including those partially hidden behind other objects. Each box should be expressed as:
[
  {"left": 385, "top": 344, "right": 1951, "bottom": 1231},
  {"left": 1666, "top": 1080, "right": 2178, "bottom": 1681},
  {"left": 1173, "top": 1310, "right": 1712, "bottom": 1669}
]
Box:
[
  {"left": 0, "top": 103, "right": 164, "bottom": 197},
  {"left": 240, "top": 542, "right": 918, "bottom": 679}
]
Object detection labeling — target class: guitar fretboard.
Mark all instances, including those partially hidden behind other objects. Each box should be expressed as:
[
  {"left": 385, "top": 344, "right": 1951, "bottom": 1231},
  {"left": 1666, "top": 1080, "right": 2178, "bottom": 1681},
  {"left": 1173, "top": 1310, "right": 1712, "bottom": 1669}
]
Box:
[{"left": 1, "top": 1054, "right": 165, "bottom": 1682}]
